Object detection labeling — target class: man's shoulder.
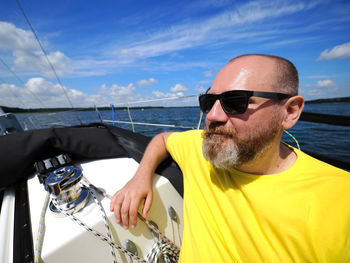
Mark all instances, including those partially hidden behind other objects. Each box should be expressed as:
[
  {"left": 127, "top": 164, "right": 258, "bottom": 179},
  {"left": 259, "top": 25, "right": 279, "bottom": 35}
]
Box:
[
  {"left": 167, "top": 130, "right": 204, "bottom": 153},
  {"left": 295, "top": 148, "right": 350, "bottom": 178},
  {"left": 168, "top": 129, "right": 203, "bottom": 141}
]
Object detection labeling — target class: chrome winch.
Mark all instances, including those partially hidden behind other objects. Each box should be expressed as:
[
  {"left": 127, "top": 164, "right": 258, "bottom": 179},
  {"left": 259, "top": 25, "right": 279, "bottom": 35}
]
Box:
[{"left": 45, "top": 166, "right": 90, "bottom": 214}]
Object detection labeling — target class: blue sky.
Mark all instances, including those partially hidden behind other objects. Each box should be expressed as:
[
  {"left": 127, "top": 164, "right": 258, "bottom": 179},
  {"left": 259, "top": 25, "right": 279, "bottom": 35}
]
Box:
[{"left": 0, "top": 0, "right": 349, "bottom": 108}]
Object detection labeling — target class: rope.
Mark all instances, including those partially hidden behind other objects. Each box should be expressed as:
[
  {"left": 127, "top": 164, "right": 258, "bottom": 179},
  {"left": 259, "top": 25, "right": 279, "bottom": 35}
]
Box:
[
  {"left": 81, "top": 177, "right": 181, "bottom": 262},
  {"left": 53, "top": 199, "right": 147, "bottom": 262},
  {"left": 284, "top": 130, "right": 300, "bottom": 149},
  {"left": 89, "top": 188, "right": 117, "bottom": 263},
  {"left": 137, "top": 214, "right": 180, "bottom": 254},
  {"left": 51, "top": 190, "right": 148, "bottom": 263},
  {"left": 146, "top": 239, "right": 179, "bottom": 263},
  {"left": 34, "top": 192, "right": 50, "bottom": 263},
  {"left": 126, "top": 104, "right": 135, "bottom": 132}
]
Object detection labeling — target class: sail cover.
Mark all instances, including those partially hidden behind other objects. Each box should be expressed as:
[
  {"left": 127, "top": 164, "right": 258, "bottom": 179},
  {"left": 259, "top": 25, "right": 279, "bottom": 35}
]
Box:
[{"left": 0, "top": 123, "right": 183, "bottom": 195}]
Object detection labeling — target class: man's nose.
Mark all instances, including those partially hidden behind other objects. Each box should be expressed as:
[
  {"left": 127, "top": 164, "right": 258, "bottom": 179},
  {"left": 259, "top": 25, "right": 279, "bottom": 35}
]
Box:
[{"left": 205, "top": 100, "right": 229, "bottom": 123}]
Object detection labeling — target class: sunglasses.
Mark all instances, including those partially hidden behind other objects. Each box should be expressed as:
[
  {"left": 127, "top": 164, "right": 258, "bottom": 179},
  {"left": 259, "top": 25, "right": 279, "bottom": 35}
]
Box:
[{"left": 199, "top": 90, "right": 291, "bottom": 115}]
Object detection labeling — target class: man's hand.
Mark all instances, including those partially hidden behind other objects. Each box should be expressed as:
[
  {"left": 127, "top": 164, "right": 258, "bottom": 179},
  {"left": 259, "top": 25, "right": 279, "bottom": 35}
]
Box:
[
  {"left": 110, "top": 173, "right": 153, "bottom": 229},
  {"left": 109, "top": 132, "right": 172, "bottom": 229}
]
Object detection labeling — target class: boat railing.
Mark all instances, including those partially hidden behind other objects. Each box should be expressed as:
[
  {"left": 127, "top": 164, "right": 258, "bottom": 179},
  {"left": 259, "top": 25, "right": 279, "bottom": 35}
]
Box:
[
  {"left": 298, "top": 111, "right": 350, "bottom": 171},
  {"left": 1, "top": 97, "right": 350, "bottom": 170}
]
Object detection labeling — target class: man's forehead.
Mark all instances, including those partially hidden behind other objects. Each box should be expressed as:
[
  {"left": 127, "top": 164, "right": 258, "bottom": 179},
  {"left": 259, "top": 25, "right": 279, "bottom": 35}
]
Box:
[{"left": 211, "top": 57, "right": 275, "bottom": 93}]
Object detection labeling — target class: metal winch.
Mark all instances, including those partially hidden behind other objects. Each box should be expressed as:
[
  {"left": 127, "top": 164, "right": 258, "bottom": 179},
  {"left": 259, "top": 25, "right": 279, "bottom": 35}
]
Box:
[{"left": 45, "top": 166, "right": 90, "bottom": 214}]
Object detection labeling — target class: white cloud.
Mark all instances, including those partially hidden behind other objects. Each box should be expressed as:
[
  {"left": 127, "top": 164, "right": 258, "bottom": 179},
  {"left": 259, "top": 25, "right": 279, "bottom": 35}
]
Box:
[
  {"left": 302, "top": 79, "right": 340, "bottom": 100},
  {"left": 25, "top": 77, "right": 64, "bottom": 96},
  {"left": 0, "top": 78, "right": 91, "bottom": 108},
  {"left": 152, "top": 91, "right": 170, "bottom": 98},
  {"left": 0, "top": 21, "right": 36, "bottom": 51},
  {"left": 316, "top": 79, "right": 336, "bottom": 88},
  {"left": 171, "top": 83, "right": 187, "bottom": 93},
  {"left": 150, "top": 83, "right": 188, "bottom": 101},
  {"left": 98, "top": 83, "right": 139, "bottom": 105},
  {"left": 0, "top": 78, "right": 130, "bottom": 108},
  {"left": 0, "top": 21, "right": 73, "bottom": 77},
  {"left": 136, "top": 78, "right": 158, "bottom": 86},
  {"left": 0, "top": 83, "right": 28, "bottom": 107},
  {"left": 318, "top": 42, "right": 350, "bottom": 60}
]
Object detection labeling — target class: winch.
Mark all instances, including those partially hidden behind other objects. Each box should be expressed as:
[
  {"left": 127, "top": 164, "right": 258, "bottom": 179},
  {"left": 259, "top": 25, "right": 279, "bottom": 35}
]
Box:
[{"left": 45, "top": 166, "right": 90, "bottom": 214}]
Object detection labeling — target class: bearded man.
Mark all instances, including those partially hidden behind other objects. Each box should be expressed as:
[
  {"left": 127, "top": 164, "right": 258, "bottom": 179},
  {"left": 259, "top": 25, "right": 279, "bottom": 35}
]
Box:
[{"left": 110, "top": 54, "right": 350, "bottom": 262}]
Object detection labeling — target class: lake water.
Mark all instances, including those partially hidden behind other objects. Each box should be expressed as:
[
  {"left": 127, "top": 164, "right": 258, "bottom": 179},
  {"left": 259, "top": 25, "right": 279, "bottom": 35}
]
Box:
[{"left": 15, "top": 103, "right": 350, "bottom": 164}]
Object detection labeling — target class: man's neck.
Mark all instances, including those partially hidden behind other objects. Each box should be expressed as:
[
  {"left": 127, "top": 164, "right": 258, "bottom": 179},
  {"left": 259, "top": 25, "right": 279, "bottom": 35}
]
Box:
[{"left": 236, "top": 142, "right": 297, "bottom": 175}]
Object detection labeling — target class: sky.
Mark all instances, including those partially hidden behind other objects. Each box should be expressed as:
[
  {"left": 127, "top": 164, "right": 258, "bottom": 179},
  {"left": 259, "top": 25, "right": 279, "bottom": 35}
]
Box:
[{"left": 0, "top": 0, "right": 350, "bottom": 108}]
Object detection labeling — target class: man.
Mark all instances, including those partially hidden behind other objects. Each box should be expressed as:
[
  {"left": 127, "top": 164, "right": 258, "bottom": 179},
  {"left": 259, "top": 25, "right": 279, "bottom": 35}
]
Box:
[{"left": 110, "top": 54, "right": 350, "bottom": 262}]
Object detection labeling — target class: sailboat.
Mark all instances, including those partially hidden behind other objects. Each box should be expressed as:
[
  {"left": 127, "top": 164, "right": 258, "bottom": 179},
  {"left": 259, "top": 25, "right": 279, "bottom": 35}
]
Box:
[{"left": 0, "top": 111, "right": 184, "bottom": 263}]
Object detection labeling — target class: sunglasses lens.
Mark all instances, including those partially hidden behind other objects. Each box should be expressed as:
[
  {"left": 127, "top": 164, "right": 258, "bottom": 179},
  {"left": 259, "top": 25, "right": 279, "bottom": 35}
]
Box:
[
  {"left": 199, "top": 94, "right": 216, "bottom": 113},
  {"left": 221, "top": 95, "right": 248, "bottom": 114},
  {"left": 199, "top": 91, "right": 249, "bottom": 114}
]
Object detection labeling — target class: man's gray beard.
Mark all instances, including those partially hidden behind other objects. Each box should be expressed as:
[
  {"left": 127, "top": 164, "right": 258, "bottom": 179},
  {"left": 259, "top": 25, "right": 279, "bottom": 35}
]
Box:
[
  {"left": 202, "top": 136, "right": 272, "bottom": 170},
  {"left": 202, "top": 137, "right": 240, "bottom": 170},
  {"left": 202, "top": 122, "right": 280, "bottom": 170}
]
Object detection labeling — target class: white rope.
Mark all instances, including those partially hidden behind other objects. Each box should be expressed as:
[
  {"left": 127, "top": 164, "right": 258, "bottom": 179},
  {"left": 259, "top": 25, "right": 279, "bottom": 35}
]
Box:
[
  {"left": 81, "top": 178, "right": 181, "bottom": 262},
  {"left": 34, "top": 192, "right": 50, "bottom": 263},
  {"left": 89, "top": 188, "right": 118, "bottom": 263},
  {"left": 52, "top": 194, "right": 147, "bottom": 263}
]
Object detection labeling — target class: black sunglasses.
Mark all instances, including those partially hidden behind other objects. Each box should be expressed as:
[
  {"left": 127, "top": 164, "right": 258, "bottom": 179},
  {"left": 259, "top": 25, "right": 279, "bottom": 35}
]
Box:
[{"left": 199, "top": 90, "right": 291, "bottom": 115}]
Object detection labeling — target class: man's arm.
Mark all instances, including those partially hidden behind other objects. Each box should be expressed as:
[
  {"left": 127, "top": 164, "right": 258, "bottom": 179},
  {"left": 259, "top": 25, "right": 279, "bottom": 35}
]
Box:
[{"left": 110, "top": 132, "right": 173, "bottom": 229}]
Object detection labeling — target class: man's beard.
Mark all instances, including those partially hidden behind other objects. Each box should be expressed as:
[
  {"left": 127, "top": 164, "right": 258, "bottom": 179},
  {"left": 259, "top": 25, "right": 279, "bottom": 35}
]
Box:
[{"left": 202, "top": 119, "right": 281, "bottom": 170}]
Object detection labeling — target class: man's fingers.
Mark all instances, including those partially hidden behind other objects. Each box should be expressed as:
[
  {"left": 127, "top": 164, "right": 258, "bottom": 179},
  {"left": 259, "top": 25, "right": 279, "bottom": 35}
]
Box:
[
  {"left": 120, "top": 196, "right": 131, "bottom": 229},
  {"left": 112, "top": 193, "right": 124, "bottom": 224},
  {"left": 142, "top": 191, "right": 153, "bottom": 219},
  {"left": 110, "top": 187, "right": 153, "bottom": 230},
  {"left": 110, "top": 190, "right": 120, "bottom": 211},
  {"left": 129, "top": 198, "right": 142, "bottom": 229}
]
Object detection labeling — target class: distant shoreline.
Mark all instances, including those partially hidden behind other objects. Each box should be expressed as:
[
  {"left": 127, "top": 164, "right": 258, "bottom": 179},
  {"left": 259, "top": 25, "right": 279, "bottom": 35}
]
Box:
[
  {"left": 305, "top": 97, "right": 350, "bottom": 104},
  {"left": 1, "top": 97, "right": 349, "bottom": 113}
]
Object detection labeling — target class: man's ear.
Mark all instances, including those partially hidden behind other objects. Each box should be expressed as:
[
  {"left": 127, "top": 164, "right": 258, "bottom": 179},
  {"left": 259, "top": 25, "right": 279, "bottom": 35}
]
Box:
[{"left": 282, "top": 96, "right": 304, "bottom": 130}]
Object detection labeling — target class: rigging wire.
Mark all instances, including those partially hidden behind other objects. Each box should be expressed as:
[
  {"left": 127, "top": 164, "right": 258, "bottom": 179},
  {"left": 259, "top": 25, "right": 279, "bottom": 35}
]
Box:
[
  {"left": 15, "top": 0, "right": 75, "bottom": 109},
  {"left": 111, "top": 95, "right": 197, "bottom": 106}
]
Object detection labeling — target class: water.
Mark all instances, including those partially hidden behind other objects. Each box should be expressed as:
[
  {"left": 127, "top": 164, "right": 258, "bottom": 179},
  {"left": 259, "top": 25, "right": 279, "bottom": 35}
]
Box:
[{"left": 15, "top": 103, "right": 350, "bottom": 164}]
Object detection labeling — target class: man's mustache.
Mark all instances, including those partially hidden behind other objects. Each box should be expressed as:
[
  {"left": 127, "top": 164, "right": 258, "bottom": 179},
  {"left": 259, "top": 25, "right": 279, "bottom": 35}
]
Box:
[{"left": 203, "top": 123, "right": 237, "bottom": 139}]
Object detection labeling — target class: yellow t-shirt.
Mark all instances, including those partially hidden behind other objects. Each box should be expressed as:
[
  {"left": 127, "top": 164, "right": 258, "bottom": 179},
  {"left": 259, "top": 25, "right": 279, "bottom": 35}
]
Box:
[{"left": 167, "top": 130, "right": 350, "bottom": 263}]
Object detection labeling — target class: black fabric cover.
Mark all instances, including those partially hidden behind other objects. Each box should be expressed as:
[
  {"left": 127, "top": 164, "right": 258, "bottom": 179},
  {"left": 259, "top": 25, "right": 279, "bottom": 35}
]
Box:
[{"left": 0, "top": 123, "right": 183, "bottom": 195}]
